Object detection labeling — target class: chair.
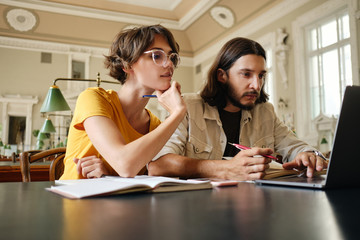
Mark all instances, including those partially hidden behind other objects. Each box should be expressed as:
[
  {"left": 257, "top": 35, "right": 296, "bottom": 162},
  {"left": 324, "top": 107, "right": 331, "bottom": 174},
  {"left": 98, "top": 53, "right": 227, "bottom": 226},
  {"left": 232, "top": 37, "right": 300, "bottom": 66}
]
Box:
[{"left": 20, "top": 147, "right": 66, "bottom": 182}]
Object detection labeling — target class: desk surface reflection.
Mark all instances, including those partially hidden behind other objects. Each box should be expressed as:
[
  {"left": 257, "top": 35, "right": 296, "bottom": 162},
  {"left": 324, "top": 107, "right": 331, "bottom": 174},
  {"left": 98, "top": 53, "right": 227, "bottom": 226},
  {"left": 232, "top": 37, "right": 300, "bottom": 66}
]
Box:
[{"left": 1, "top": 181, "right": 359, "bottom": 240}]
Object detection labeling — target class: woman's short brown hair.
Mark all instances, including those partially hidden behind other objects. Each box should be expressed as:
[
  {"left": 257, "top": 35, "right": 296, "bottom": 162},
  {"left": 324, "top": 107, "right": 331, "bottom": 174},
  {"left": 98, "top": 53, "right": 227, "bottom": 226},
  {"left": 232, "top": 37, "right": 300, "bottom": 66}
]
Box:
[
  {"left": 104, "top": 25, "right": 179, "bottom": 84},
  {"left": 200, "top": 37, "right": 269, "bottom": 109}
]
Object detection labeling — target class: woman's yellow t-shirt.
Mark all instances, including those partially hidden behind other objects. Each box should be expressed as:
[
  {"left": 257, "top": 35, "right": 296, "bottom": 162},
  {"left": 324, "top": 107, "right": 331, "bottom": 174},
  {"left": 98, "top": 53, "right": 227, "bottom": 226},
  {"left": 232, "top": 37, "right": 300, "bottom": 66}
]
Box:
[{"left": 60, "top": 87, "right": 161, "bottom": 180}]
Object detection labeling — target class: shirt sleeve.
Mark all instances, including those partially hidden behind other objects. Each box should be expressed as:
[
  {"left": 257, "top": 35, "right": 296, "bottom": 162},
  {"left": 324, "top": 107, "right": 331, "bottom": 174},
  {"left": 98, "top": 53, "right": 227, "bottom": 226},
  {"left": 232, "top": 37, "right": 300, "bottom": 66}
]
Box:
[
  {"left": 152, "top": 113, "right": 189, "bottom": 161},
  {"left": 147, "top": 109, "right": 162, "bottom": 131},
  {"left": 272, "top": 108, "right": 316, "bottom": 162},
  {"left": 72, "top": 88, "right": 114, "bottom": 131}
]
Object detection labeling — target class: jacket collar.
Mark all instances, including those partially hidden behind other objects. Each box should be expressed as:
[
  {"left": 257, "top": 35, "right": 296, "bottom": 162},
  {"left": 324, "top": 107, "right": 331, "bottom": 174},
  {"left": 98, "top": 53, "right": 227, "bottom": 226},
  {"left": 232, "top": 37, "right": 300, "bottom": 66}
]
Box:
[
  {"left": 242, "top": 108, "right": 253, "bottom": 124},
  {"left": 203, "top": 103, "right": 222, "bottom": 127},
  {"left": 203, "top": 103, "right": 254, "bottom": 125}
]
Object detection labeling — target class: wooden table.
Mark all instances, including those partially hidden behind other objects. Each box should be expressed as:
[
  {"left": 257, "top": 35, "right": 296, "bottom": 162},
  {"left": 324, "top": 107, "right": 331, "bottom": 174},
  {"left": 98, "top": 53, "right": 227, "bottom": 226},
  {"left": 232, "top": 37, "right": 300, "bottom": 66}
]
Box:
[
  {"left": 1, "top": 181, "right": 359, "bottom": 240},
  {"left": 0, "top": 161, "right": 51, "bottom": 182}
]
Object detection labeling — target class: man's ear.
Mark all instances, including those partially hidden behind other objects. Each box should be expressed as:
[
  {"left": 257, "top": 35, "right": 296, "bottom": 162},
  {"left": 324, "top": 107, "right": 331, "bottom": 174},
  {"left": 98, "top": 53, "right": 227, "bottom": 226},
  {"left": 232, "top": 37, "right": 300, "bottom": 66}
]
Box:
[{"left": 217, "top": 68, "right": 228, "bottom": 84}]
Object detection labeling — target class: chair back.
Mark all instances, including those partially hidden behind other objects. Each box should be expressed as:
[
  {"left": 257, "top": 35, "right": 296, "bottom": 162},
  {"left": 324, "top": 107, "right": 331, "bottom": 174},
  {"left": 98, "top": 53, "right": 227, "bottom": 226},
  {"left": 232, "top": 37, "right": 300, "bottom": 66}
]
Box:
[{"left": 20, "top": 147, "right": 66, "bottom": 182}]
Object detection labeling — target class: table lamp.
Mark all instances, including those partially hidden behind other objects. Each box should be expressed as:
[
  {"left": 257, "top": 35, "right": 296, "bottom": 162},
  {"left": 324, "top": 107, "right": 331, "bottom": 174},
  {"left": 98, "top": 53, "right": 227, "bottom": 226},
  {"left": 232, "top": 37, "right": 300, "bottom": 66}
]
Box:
[
  {"left": 40, "top": 85, "right": 70, "bottom": 113},
  {"left": 36, "top": 132, "right": 49, "bottom": 150},
  {"left": 40, "top": 113, "right": 70, "bottom": 147},
  {"left": 40, "top": 116, "right": 56, "bottom": 133},
  {"left": 39, "top": 73, "right": 120, "bottom": 148},
  {"left": 40, "top": 72, "right": 119, "bottom": 113}
]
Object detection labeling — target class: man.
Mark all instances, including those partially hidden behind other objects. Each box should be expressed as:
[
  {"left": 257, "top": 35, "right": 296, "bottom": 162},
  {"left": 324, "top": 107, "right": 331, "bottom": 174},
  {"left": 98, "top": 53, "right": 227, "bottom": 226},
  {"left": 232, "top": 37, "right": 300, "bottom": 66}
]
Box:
[{"left": 148, "top": 37, "right": 327, "bottom": 181}]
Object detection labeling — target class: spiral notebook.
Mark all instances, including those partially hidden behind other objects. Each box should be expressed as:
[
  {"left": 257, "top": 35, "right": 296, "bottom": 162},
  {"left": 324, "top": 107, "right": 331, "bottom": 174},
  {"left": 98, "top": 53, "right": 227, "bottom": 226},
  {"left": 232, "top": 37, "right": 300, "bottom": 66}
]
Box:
[{"left": 255, "top": 85, "right": 360, "bottom": 189}]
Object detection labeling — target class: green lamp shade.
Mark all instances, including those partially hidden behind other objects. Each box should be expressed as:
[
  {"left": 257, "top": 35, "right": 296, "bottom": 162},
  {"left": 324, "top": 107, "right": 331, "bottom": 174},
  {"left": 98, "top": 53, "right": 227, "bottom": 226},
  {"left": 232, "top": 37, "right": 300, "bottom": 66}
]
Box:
[
  {"left": 40, "top": 85, "right": 71, "bottom": 113},
  {"left": 40, "top": 118, "right": 56, "bottom": 133},
  {"left": 36, "top": 140, "right": 44, "bottom": 150},
  {"left": 37, "top": 132, "right": 48, "bottom": 140}
]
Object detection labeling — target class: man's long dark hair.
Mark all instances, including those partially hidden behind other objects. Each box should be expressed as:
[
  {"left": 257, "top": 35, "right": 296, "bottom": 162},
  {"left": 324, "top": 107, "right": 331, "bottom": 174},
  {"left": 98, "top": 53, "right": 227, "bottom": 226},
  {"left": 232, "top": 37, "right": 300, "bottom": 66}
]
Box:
[{"left": 200, "top": 37, "right": 269, "bottom": 109}]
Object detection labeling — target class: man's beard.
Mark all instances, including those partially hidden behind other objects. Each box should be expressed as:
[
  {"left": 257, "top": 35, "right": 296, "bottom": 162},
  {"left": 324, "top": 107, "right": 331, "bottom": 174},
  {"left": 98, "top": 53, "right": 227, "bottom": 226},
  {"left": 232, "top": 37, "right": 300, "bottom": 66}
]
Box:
[{"left": 224, "top": 81, "right": 259, "bottom": 110}]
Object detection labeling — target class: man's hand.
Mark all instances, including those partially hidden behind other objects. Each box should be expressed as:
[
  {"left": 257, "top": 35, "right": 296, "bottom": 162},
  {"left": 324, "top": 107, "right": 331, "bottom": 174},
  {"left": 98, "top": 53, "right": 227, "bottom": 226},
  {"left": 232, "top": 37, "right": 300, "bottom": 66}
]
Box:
[
  {"left": 282, "top": 152, "right": 328, "bottom": 177},
  {"left": 74, "top": 156, "right": 110, "bottom": 179},
  {"left": 225, "top": 147, "right": 273, "bottom": 181}
]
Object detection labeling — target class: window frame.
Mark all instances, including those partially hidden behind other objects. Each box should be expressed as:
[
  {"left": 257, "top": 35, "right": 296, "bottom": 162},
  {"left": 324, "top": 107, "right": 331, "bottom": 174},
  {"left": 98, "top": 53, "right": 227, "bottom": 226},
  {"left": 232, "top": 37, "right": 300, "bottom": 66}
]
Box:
[
  {"left": 305, "top": 10, "right": 351, "bottom": 119},
  {"left": 292, "top": 0, "right": 359, "bottom": 143}
]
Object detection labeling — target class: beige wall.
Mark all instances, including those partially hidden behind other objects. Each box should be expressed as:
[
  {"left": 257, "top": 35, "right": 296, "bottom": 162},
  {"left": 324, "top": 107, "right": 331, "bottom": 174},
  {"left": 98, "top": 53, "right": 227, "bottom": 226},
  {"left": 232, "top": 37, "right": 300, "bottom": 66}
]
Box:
[{"left": 0, "top": 47, "right": 67, "bottom": 145}]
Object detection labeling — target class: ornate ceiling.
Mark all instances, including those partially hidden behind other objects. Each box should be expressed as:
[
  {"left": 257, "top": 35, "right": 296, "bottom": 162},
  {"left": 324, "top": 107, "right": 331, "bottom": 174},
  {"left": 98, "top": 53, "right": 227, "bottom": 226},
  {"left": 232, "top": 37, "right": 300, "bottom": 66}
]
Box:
[{"left": 0, "top": 0, "right": 286, "bottom": 57}]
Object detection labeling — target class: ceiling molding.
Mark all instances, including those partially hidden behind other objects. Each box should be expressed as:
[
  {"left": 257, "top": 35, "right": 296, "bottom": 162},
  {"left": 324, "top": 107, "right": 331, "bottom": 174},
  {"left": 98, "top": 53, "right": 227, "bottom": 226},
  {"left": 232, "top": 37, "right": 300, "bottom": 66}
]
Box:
[
  {"left": 108, "top": 0, "right": 182, "bottom": 11},
  {"left": 1, "top": 0, "right": 218, "bottom": 30},
  {"left": 210, "top": 6, "right": 235, "bottom": 28},
  {"left": 0, "top": 36, "right": 194, "bottom": 66},
  {"left": 178, "top": 0, "right": 218, "bottom": 29},
  {"left": 193, "top": 0, "right": 311, "bottom": 65},
  {"left": 5, "top": 8, "right": 38, "bottom": 32},
  {"left": 0, "top": 35, "right": 108, "bottom": 57}
]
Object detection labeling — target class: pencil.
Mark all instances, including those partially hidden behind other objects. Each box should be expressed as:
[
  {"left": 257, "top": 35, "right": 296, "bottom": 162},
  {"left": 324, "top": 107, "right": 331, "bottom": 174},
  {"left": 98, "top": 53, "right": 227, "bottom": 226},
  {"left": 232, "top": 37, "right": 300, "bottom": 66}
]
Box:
[
  {"left": 142, "top": 95, "right": 157, "bottom": 98},
  {"left": 228, "top": 142, "right": 278, "bottom": 161}
]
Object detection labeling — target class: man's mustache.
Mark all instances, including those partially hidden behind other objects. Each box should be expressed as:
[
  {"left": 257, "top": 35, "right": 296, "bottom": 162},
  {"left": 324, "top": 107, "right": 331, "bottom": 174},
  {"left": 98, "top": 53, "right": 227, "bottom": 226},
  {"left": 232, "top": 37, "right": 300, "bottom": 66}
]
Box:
[{"left": 242, "top": 91, "right": 259, "bottom": 98}]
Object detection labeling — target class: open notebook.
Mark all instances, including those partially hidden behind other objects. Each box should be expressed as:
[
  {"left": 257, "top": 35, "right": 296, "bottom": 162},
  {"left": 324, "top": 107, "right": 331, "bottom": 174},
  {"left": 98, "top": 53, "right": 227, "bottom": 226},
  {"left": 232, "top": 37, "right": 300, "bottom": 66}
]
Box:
[
  {"left": 48, "top": 176, "right": 213, "bottom": 199},
  {"left": 255, "top": 85, "right": 360, "bottom": 189}
]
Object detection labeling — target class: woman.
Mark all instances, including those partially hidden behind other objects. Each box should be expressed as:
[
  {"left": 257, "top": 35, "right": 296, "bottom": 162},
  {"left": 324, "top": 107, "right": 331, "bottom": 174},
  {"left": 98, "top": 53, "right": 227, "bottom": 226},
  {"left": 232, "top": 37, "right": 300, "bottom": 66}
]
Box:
[{"left": 60, "top": 25, "right": 186, "bottom": 179}]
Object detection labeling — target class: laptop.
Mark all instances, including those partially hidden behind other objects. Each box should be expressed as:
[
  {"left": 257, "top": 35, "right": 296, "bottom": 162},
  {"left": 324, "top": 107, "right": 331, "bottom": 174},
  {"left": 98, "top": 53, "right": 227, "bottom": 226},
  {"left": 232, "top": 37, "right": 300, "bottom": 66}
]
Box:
[{"left": 255, "top": 85, "right": 360, "bottom": 189}]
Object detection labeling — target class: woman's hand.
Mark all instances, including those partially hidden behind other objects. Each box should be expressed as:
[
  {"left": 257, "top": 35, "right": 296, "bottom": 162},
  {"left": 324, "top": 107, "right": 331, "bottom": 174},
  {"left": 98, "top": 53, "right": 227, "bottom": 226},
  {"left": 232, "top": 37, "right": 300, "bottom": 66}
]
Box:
[
  {"left": 74, "top": 155, "right": 110, "bottom": 178},
  {"left": 156, "top": 81, "right": 186, "bottom": 117}
]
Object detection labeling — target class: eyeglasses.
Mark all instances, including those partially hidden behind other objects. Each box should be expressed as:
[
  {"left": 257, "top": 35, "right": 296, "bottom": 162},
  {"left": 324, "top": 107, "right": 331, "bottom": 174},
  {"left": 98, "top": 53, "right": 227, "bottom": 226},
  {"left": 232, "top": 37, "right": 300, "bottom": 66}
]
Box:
[{"left": 143, "top": 49, "right": 180, "bottom": 68}]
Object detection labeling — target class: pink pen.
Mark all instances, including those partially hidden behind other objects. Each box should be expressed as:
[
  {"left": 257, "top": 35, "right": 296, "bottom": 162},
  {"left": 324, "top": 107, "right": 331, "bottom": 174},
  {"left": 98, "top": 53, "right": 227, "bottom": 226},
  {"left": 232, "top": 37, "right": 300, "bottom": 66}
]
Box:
[{"left": 228, "top": 142, "right": 278, "bottom": 161}]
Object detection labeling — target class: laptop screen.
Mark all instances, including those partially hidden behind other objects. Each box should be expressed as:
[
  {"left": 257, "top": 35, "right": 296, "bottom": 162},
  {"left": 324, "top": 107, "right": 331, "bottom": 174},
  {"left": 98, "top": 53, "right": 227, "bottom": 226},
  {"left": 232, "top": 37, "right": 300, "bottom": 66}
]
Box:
[
  {"left": 325, "top": 85, "right": 360, "bottom": 188},
  {"left": 255, "top": 86, "right": 360, "bottom": 189}
]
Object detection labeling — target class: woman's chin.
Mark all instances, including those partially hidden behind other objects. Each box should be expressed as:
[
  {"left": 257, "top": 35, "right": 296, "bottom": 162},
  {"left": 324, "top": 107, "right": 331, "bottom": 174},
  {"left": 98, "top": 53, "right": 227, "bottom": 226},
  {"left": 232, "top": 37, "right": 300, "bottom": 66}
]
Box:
[{"left": 158, "top": 83, "right": 171, "bottom": 91}]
